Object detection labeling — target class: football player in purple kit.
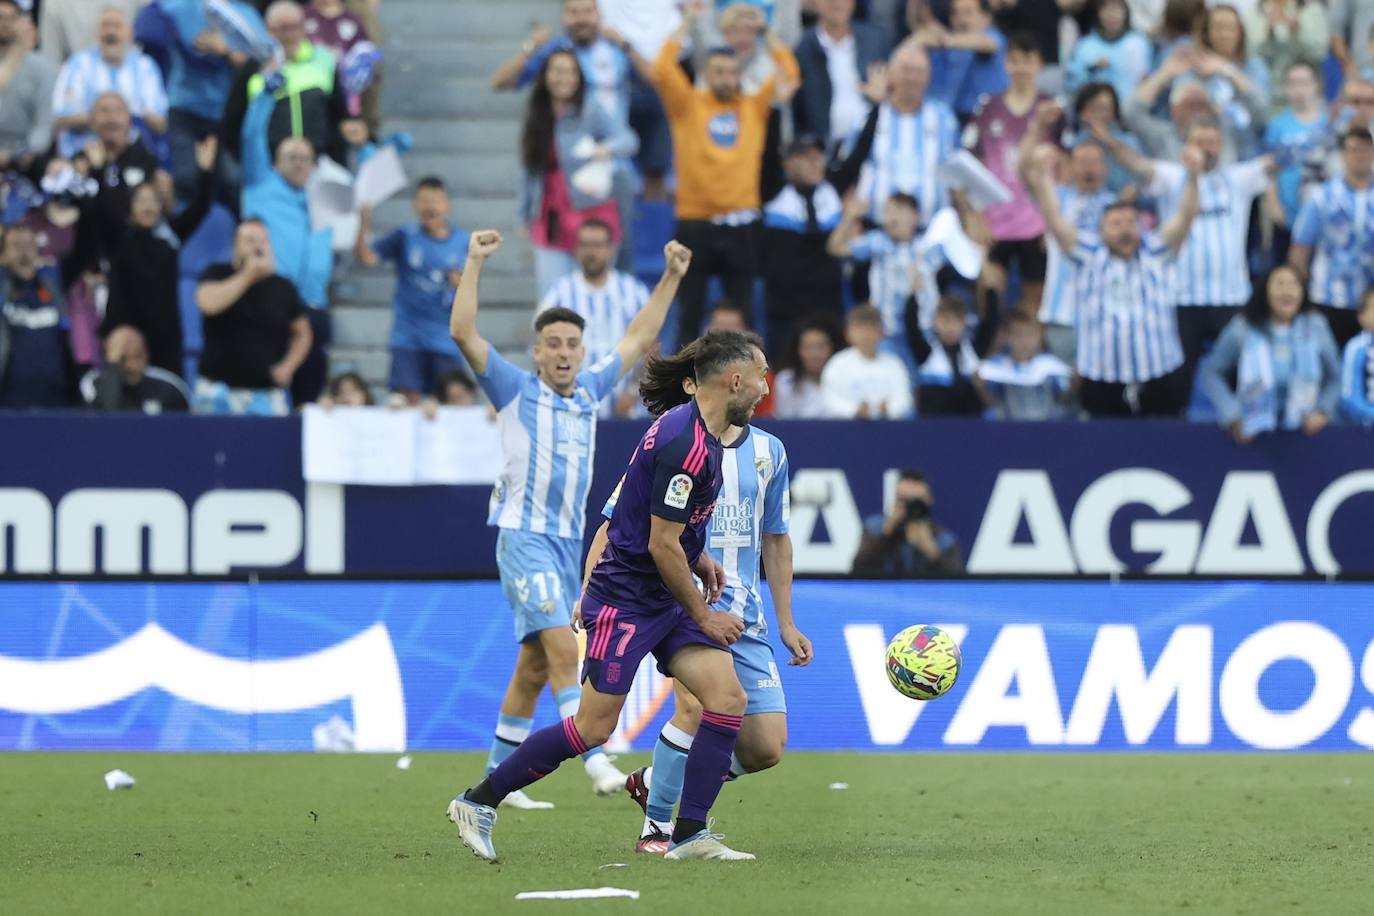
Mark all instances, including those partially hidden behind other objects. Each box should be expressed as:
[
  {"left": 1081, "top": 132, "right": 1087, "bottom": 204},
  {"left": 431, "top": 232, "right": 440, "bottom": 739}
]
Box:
[{"left": 449, "top": 329, "right": 771, "bottom": 863}]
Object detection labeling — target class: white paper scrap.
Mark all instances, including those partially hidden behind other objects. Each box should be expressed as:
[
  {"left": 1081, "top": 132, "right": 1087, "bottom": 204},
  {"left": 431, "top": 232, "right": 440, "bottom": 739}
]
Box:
[
  {"left": 104, "top": 769, "right": 136, "bottom": 790},
  {"left": 937, "top": 150, "right": 1013, "bottom": 210},
  {"left": 396, "top": 755, "right": 413, "bottom": 770},
  {"left": 515, "top": 888, "right": 641, "bottom": 901},
  {"left": 828, "top": 782, "right": 849, "bottom": 790}
]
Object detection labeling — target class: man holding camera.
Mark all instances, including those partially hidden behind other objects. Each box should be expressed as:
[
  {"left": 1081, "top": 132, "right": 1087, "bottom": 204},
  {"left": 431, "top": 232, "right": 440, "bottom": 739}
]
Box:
[{"left": 851, "top": 469, "right": 964, "bottom": 576}]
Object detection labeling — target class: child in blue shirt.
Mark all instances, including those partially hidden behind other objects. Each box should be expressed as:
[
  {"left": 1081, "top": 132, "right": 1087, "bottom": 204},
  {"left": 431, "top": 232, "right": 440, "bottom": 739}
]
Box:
[{"left": 355, "top": 177, "right": 471, "bottom": 401}]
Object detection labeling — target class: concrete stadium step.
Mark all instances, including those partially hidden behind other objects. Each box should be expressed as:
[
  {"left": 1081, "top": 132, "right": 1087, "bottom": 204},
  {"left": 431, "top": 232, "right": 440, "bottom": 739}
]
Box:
[
  {"left": 382, "top": 118, "right": 520, "bottom": 156},
  {"left": 330, "top": 304, "right": 537, "bottom": 355},
  {"left": 387, "top": 42, "right": 519, "bottom": 82},
  {"left": 332, "top": 306, "right": 392, "bottom": 348},
  {"left": 363, "top": 197, "right": 520, "bottom": 235},
  {"left": 396, "top": 150, "right": 522, "bottom": 200},
  {"left": 381, "top": 0, "right": 552, "bottom": 42},
  {"left": 380, "top": 76, "right": 524, "bottom": 120},
  {"left": 342, "top": 270, "right": 536, "bottom": 308}
]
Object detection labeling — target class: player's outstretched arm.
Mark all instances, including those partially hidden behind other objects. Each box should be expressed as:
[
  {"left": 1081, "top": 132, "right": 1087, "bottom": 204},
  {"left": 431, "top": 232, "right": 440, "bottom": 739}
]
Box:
[
  {"left": 449, "top": 230, "right": 502, "bottom": 375},
  {"left": 762, "top": 532, "right": 812, "bottom": 667},
  {"left": 614, "top": 241, "right": 692, "bottom": 376},
  {"left": 1160, "top": 146, "right": 1203, "bottom": 256},
  {"left": 648, "top": 515, "right": 743, "bottom": 647}
]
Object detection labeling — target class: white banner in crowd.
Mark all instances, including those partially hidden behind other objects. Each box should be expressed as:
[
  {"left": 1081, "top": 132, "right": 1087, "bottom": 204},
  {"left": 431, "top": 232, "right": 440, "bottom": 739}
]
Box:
[{"left": 302, "top": 406, "right": 502, "bottom": 486}]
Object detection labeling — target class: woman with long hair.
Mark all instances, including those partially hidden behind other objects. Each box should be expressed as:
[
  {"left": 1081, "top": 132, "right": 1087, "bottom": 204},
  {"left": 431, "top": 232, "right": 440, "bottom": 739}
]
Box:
[
  {"left": 771, "top": 315, "right": 845, "bottom": 418},
  {"left": 1194, "top": 3, "right": 1271, "bottom": 150},
  {"left": 1065, "top": 0, "right": 1154, "bottom": 105},
  {"left": 1198, "top": 264, "right": 1341, "bottom": 442},
  {"left": 519, "top": 48, "right": 638, "bottom": 297}
]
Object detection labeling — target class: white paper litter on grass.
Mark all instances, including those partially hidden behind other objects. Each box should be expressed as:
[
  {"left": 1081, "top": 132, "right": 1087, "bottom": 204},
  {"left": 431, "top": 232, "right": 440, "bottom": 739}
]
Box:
[
  {"left": 396, "top": 755, "right": 413, "bottom": 770},
  {"left": 515, "top": 887, "right": 640, "bottom": 901},
  {"left": 829, "top": 782, "right": 849, "bottom": 790},
  {"left": 104, "top": 769, "right": 135, "bottom": 790},
  {"left": 599, "top": 863, "right": 628, "bottom": 869}
]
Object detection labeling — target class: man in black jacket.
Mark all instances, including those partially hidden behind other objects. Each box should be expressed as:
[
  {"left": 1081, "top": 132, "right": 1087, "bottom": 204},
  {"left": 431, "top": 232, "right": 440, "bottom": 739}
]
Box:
[{"left": 792, "top": 0, "right": 892, "bottom": 147}]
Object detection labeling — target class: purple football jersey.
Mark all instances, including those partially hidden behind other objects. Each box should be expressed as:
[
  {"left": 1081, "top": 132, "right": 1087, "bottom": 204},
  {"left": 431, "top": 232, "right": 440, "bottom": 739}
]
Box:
[{"left": 586, "top": 401, "right": 723, "bottom": 613}]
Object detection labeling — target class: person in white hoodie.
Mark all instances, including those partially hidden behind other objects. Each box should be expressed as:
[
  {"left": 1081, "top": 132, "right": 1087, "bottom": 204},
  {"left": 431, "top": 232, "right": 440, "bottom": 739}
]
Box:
[{"left": 820, "top": 303, "right": 914, "bottom": 418}]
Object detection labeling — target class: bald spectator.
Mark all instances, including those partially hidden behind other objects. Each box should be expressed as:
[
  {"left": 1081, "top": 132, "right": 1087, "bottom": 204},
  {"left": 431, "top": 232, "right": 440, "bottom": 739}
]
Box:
[
  {"left": 51, "top": 6, "right": 168, "bottom": 159},
  {"left": 78, "top": 92, "right": 173, "bottom": 261},
  {"left": 0, "top": 1, "right": 55, "bottom": 171},
  {"left": 1125, "top": 50, "right": 1248, "bottom": 165},
  {"left": 194, "top": 218, "right": 312, "bottom": 416},
  {"left": 652, "top": 4, "right": 799, "bottom": 345},
  {"left": 221, "top": 0, "right": 347, "bottom": 166},
  {"left": 240, "top": 61, "right": 334, "bottom": 405},
  {"left": 39, "top": 0, "right": 141, "bottom": 66},
  {"left": 855, "top": 42, "right": 958, "bottom": 226},
  {"left": 83, "top": 325, "right": 190, "bottom": 412},
  {"left": 793, "top": 0, "right": 892, "bottom": 147}
]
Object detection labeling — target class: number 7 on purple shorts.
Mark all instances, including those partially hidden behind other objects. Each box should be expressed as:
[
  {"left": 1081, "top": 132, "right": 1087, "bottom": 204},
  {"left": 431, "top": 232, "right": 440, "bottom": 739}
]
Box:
[{"left": 579, "top": 592, "right": 722, "bottom": 695}]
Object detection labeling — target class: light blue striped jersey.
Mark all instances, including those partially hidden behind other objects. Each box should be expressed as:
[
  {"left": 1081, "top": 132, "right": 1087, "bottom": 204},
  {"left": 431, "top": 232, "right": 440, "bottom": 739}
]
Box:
[
  {"left": 1148, "top": 159, "right": 1269, "bottom": 307},
  {"left": 855, "top": 100, "right": 959, "bottom": 226},
  {"left": 1340, "top": 330, "right": 1374, "bottom": 425},
  {"left": 477, "top": 348, "right": 622, "bottom": 541},
  {"left": 52, "top": 48, "right": 169, "bottom": 158},
  {"left": 1039, "top": 184, "right": 1114, "bottom": 327},
  {"left": 604, "top": 426, "right": 790, "bottom": 637},
  {"left": 1070, "top": 231, "right": 1185, "bottom": 384},
  {"left": 1291, "top": 178, "right": 1374, "bottom": 309},
  {"left": 849, "top": 229, "right": 946, "bottom": 336}
]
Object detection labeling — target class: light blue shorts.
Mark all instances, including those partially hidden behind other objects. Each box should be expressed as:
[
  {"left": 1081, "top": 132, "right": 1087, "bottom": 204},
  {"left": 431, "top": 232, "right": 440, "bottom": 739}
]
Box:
[
  {"left": 495, "top": 528, "right": 582, "bottom": 643},
  {"left": 732, "top": 631, "right": 786, "bottom": 716}
]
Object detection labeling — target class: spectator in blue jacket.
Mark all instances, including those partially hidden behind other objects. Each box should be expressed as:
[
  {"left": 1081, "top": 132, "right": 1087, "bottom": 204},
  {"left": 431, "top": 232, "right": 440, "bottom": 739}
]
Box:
[
  {"left": 240, "top": 67, "right": 333, "bottom": 405},
  {"left": 1064, "top": 0, "right": 1153, "bottom": 105},
  {"left": 1197, "top": 265, "right": 1341, "bottom": 443},
  {"left": 355, "top": 177, "right": 471, "bottom": 403},
  {"left": 141, "top": 0, "right": 269, "bottom": 204},
  {"left": 792, "top": 0, "right": 892, "bottom": 148}
]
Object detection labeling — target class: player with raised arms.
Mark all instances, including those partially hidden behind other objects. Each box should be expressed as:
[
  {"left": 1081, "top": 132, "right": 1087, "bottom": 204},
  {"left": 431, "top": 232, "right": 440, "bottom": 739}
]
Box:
[
  {"left": 446, "top": 230, "right": 684, "bottom": 808},
  {"left": 448, "top": 326, "right": 771, "bottom": 862},
  {"left": 580, "top": 334, "right": 813, "bottom": 852}
]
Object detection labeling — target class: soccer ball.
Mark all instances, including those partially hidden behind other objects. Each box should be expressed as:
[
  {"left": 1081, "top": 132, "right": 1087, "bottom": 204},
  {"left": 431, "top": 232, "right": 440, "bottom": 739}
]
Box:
[{"left": 885, "top": 625, "right": 961, "bottom": 700}]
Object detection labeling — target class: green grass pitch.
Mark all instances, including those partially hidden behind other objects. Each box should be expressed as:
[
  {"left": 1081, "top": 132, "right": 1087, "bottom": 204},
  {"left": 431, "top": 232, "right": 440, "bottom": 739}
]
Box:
[{"left": 3, "top": 752, "right": 1370, "bottom": 915}]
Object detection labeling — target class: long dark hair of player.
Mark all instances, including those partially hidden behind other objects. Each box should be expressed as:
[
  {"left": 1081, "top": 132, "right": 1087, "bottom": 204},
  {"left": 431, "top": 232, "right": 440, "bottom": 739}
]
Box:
[
  {"left": 520, "top": 49, "right": 585, "bottom": 173},
  {"left": 638, "top": 331, "right": 764, "bottom": 418}
]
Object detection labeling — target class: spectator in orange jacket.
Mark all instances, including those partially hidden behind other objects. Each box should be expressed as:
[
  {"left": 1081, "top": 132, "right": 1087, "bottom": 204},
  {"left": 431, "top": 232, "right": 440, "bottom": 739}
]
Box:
[{"left": 651, "top": 4, "right": 798, "bottom": 347}]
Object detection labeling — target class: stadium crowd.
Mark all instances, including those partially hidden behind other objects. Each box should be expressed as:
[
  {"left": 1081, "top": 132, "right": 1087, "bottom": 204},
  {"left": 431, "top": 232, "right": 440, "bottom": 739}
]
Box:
[{"left": 1, "top": 0, "right": 1374, "bottom": 438}]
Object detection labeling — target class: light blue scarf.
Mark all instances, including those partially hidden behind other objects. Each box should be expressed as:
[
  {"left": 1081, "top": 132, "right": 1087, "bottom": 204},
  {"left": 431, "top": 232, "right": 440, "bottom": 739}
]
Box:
[{"left": 1237, "top": 312, "right": 1324, "bottom": 437}]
